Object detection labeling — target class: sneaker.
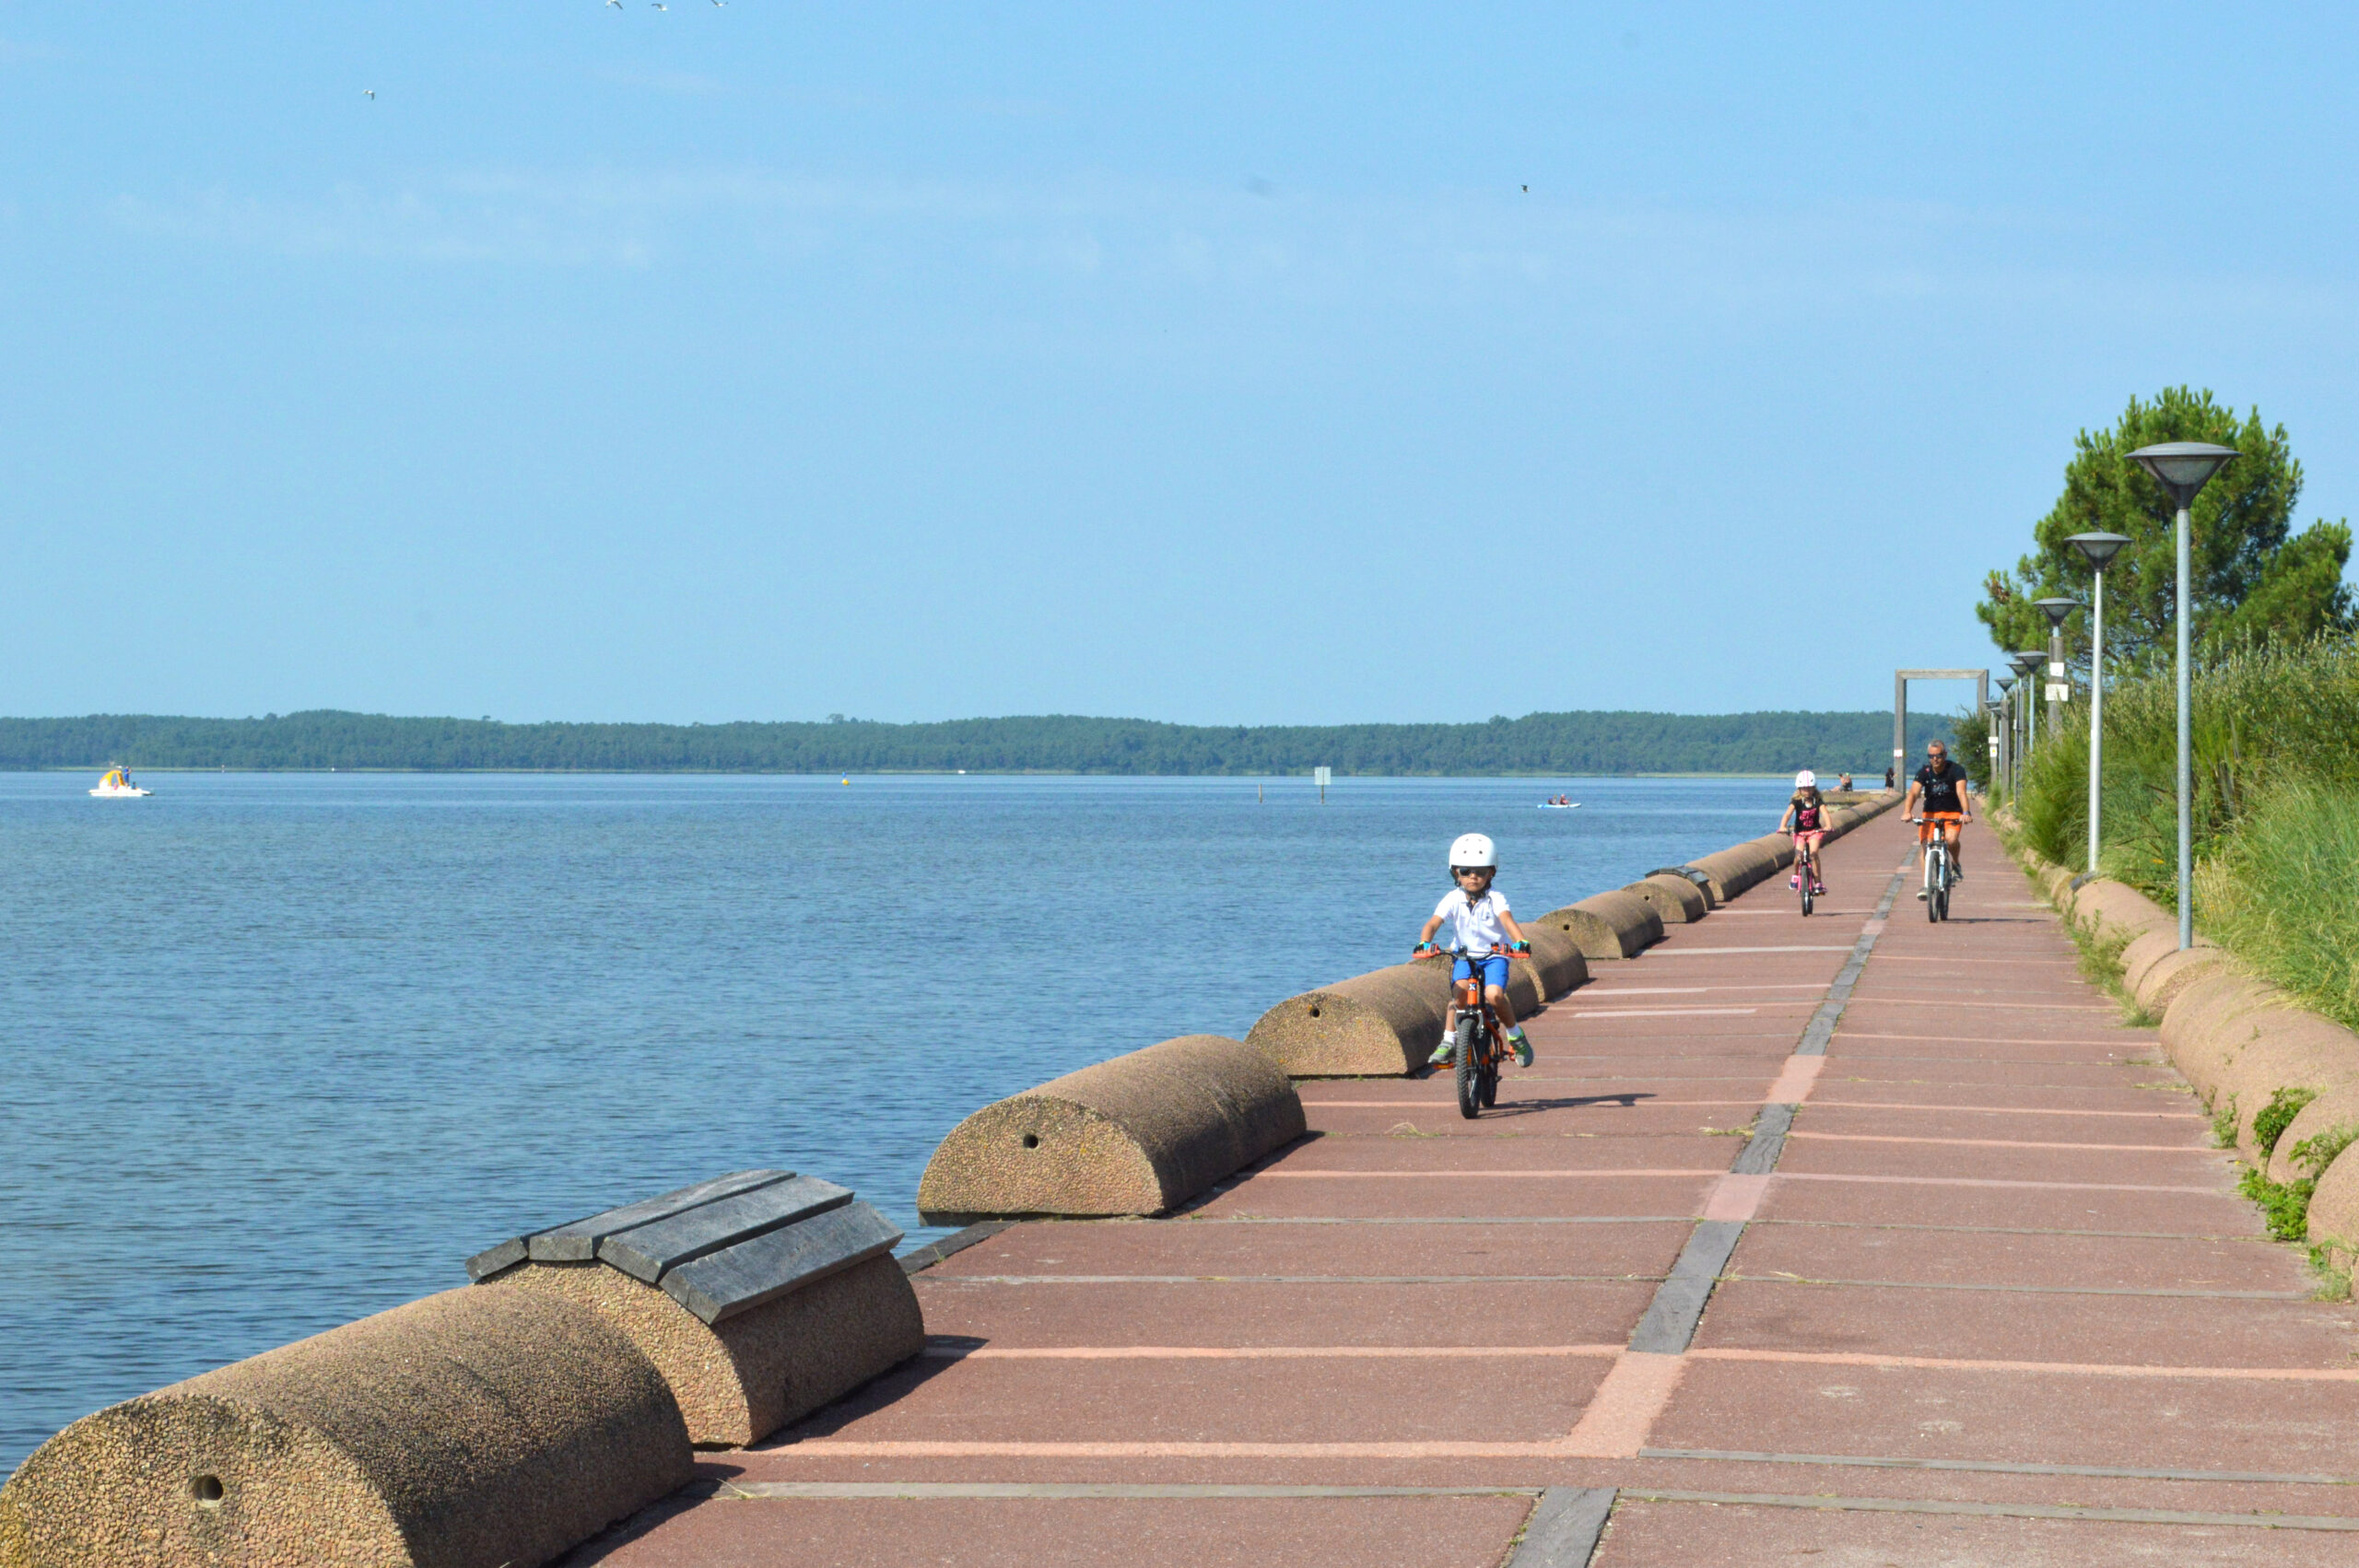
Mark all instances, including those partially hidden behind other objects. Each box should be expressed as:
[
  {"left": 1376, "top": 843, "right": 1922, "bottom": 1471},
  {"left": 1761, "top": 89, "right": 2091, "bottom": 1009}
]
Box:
[
  {"left": 1789, "top": 874, "right": 1801, "bottom": 889},
  {"left": 1915, "top": 888, "right": 1929, "bottom": 901},
  {"left": 1811, "top": 883, "right": 1826, "bottom": 896},
  {"left": 1428, "top": 1040, "right": 1454, "bottom": 1067},
  {"left": 1510, "top": 1033, "right": 1533, "bottom": 1069},
  {"left": 1952, "top": 867, "right": 1965, "bottom": 882}
]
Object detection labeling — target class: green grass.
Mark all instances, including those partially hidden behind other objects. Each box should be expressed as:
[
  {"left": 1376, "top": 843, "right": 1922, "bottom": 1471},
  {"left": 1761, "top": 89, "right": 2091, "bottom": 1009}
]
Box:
[
  {"left": 2212, "top": 1094, "right": 2241, "bottom": 1150},
  {"left": 2004, "top": 638, "right": 2359, "bottom": 1031},
  {"left": 2240, "top": 1167, "right": 2318, "bottom": 1243},
  {"left": 2253, "top": 1088, "right": 2320, "bottom": 1157},
  {"left": 2196, "top": 780, "right": 2359, "bottom": 1032}
]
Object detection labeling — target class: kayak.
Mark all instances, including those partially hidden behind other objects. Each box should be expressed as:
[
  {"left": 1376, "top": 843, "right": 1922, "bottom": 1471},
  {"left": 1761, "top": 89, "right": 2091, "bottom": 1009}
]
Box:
[{"left": 1536, "top": 802, "right": 1580, "bottom": 810}]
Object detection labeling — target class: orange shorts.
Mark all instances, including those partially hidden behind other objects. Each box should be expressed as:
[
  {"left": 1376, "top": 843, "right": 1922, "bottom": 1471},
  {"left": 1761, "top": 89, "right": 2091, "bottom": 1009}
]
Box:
[{"left": 1919, "top": 812, "right": 1964, "bottom": 841}]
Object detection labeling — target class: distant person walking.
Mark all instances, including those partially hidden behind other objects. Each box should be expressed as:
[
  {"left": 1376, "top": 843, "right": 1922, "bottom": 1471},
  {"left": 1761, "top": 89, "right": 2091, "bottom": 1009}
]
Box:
[
  {"left": 1838, "top": 772, "right": 1853, "bottom": 792},
  {"left": 1884, "top": 765, "right": 1895, "bottom": 790}
]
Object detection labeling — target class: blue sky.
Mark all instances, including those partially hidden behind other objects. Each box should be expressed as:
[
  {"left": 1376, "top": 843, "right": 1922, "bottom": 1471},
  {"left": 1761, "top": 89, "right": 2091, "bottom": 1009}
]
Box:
[{"left": 5, "top": 3, "right": 2356, "bottom": 725}]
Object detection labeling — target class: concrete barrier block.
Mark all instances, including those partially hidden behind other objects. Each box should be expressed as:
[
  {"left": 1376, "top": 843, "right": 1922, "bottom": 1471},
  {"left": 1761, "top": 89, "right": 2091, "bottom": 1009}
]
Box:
[
  {"left": 1531, "top": 892, "right": 1662, "bottom": 960},
  {"left": 0, "top": 1288, "right": 690, "bottom": 1568},
  {"left": 2303, "top": 1142, "right": 2359, "bottom": 1269},
  {"left": 1513, "top": 922, "right": 1590, "bottom": 1000},
  {"left": 1648, "top": 866, "right": 1719, "bottom": 910},
  {"left": 1246, "top": 963, "right": 1449, "bottom": 1076},
  {"left": 918, "top": 1034, "right": 1306, "bottom": 1222},
  {"left": 2212, "top": 1014, "right": 2359, "bottom": 1162},
  {"left": 491, "top": 1251, "right": 921, "bottom": 1447},
  {"left": 1745, "top": 832, "right": 1799, "bottom": 871},
  {"left": 2132, "top": 945, "right": 2228, "bottom": 1016},
  {"left": 2070, "top": 878, "right": 2176, "bottom": 945},
  {"left": 2266, "top": 1082, "right": 2359, "bottom": 1187},
  {"left": 1625, "top": 873, "right": 1708, "bottom": 924},
  {"left": 1687, "top": 842, "right": 1779, "bottom": 904},
  {"left": 2161, "top": 974, "right": 2294, "bottom": 1107}
]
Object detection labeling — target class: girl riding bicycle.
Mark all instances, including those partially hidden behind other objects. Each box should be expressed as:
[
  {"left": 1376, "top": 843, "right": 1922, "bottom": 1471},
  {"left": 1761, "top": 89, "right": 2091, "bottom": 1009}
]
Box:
[
  {"left": 1778, "top": 770, "right": 1829, "bottom": 899},
  {"left": 1413, "top": 833, "right": 1535, "bottom": 1070}
]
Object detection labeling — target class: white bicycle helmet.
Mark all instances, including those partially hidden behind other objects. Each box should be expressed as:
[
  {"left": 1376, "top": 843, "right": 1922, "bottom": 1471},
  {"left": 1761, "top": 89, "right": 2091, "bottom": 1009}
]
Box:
[
  {"left": 1794, "top": 769, "right": 1818, "bottom": 789},
  {"left": 1449, "top": 832, "right": 1496, "bottom": 871}
]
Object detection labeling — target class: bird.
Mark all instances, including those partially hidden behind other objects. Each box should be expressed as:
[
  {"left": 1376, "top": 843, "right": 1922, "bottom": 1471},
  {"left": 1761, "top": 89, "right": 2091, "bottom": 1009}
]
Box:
[
  {"left": 651, "top": 2, "right": 666, "bottom": 8},
  {"left": 1521, "top": 184, "right": 1529, "bottom": 193},
  {"left": 364, "top": 88, "right": 376, "bottom": 99}
]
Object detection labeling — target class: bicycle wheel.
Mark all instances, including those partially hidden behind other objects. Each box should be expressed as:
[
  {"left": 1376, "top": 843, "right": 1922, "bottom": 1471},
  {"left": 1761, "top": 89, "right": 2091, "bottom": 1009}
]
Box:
[
  {"left": 1453, "top": 1019, "right": 1482, "bottom": 1119},
  {"left": 1926, "top": 852, "right": 1941, "bottom": 922},
  {"left": 1800, "top": 870, "right": 1813, "bottom": 917},
  {"left": 1478, "top": 1037, "right": 1499, "bottom": 1107}
]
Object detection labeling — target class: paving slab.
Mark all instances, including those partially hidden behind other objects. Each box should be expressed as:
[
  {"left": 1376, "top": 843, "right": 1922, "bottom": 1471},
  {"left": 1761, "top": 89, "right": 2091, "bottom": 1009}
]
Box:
[
  {"left": 767, "top": 1352, "right": 1610, "bottom": 1445},
  {"left": 576, "top": 1493, "right": 1537, "bottom": 1568},
  {"left": 1591, "top": 1496, "right": 2359, "bottom": 1567},
  {"left": 914, "top": 1279, "right": 1662, "bottom": 1348},
  {"left": 1730, "top": 1220, "right": 2310, "bottom": 1294},
  {"left": 931, "top": 1218, "right": 1696, "bottom": 1281}
]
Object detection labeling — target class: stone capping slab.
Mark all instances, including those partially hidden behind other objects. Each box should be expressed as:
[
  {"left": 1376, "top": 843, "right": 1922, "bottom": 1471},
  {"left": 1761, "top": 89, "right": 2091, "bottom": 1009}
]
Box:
[
  {"left": 467, "top": 1168, "right": 793, "bottom": 1280},
  {"left": 661, "top": 1199, "right": 902, "bottom": 1325},
  {"left": 596, "top": 1176, "right": 856, "bottom": 1287}
]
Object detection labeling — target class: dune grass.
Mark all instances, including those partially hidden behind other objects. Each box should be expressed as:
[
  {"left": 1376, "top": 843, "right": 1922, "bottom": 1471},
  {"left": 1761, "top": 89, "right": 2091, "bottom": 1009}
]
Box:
[{"left": 2005, "top": 638, "right": 2359, "bottom": 1031}]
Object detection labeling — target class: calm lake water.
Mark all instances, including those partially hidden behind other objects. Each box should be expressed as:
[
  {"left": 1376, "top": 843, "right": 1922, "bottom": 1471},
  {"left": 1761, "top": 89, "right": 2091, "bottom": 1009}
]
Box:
[{"left": 0, "top": 770, "right": 1793, "bottom": 1471}]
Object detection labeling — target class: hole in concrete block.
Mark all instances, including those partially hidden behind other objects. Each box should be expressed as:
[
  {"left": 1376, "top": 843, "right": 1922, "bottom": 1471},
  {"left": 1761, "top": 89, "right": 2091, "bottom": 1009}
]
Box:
[
  {"left": 1021, "top": 1133, "right": 1040, "bottom": 1149},
  {"left": 191, "top": 1474, "right": 225, "bottom": 1506},
  {"left": 1307, "top": 1005, "right": 1321, "bottom": 1018}
]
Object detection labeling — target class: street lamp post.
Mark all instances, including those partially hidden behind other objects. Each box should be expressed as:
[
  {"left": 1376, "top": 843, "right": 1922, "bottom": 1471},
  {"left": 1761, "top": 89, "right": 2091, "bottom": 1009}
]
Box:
[
  {"left": 2127, "top": 442, "right": 2239, "bottom": 951},
  {"left": 2009, "top": 651, "right": 2044, "bottom": 766},
  {"left": 1995, "top": 675, "right": 2016, "bottom": 795},
  {"left": 2033, "top": 598, "right": 2079, "bottom": 741},
  {"left": 2065, "top": 532, "right": 2132, "bottom": 876}
]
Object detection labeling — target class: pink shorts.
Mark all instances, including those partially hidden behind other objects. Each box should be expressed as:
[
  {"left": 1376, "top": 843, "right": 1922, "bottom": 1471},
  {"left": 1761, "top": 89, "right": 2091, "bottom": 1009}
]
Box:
[{"left": 1792, "top": 831, "right": 1825, "bottom": 851}]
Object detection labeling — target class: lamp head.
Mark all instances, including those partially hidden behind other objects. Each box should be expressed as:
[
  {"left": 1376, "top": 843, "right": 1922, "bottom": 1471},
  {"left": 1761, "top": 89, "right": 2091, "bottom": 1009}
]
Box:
[
  {"left": 2065, "top": 531, "right": 2131, "bottom": 570},
  {"left": 2009, "top": 650, "right": 2042, "bottom": 675},
  {"left": 2032, "top": 597, "right": 2080, "bottom": 629},
  {"left": 2127, "top": 442, "right": 2238, "bottom": 509},
  {"left": 1997, "top": 675, "right": 2016, "bottom": 693}
]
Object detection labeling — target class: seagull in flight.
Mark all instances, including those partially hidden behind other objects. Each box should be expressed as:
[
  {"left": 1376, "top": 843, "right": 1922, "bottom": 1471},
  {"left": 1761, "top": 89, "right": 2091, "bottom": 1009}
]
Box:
[
  {"left": 364, "top": 88, "right": 376, "bottom": 99},
  {"left": 651, "top": 2, "right": 666, "bottom": 8}
]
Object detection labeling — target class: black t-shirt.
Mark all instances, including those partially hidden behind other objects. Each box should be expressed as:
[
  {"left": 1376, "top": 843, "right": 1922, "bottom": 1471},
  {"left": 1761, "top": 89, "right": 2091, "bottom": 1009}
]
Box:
[{"left": 1915, "top": 759, "right": 1966, "bottom": 813}]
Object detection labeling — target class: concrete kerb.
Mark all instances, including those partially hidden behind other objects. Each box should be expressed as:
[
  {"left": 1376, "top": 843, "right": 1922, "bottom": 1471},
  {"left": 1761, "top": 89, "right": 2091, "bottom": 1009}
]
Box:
[
  {"left": 916, "top": 1034, "right": 1307, "bottom": 1222},
  {"left": 1624, "top": 873, "right": 1708, "bottom": 925},
  {"left": 1535, "top": 891, "right": 1665, "bottom": 961},
  {"left": 2267, "top": 1081, "right": 2359, "bottom": 1187},
  {"left": 0, "top": 1288, "right": 692, "bottom": 1568},
  {"left": 2306, "top": 1143, "right": 2359, "bottom": 1273}
]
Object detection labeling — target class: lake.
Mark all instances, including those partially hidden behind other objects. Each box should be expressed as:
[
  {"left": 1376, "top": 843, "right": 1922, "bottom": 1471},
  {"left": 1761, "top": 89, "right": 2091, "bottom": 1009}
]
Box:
[{"left": 0, "top": 770, "right": 1794, "bottom": 1471}]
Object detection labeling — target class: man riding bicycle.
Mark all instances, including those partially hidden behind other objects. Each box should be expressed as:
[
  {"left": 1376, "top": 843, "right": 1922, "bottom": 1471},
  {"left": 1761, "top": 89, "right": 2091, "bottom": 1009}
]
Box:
[{"left": 1902, "top": 739, "right": 1972, "bottom": 898}]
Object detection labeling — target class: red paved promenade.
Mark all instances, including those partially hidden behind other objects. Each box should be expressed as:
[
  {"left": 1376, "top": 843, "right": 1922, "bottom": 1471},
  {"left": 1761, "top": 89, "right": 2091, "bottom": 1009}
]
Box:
[{"left": 578, "top": 805, "right": 2359, "bottom": 1566}]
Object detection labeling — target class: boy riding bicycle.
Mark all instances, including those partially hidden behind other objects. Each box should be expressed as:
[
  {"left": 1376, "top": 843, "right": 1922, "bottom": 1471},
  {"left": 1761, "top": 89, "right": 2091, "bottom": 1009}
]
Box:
[
  {"left": 1778, "top": 769, "right": 1829, "bottom": 898},
  {"left": 1903, "top": 739, "right": 1972, "bottom": 896},
  {"left": 1414, "top": 833, "right": 1535, "bottom": 1069}
]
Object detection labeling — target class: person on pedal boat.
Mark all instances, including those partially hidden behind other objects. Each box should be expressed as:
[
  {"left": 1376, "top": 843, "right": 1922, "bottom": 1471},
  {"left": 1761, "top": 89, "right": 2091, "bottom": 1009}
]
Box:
[
  {"left": 1903, "top": 740, "right": 1973, "bottom": 897},
  {"left": 1778, "top": 770, "right": 1829, "bottom": 897},
  {"left": 1412, "top": 833, "right": 1535, "bottom": 1070}
]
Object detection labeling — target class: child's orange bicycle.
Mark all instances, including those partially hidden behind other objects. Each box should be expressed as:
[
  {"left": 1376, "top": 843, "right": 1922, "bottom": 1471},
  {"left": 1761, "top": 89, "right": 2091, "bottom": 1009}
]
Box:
[{"left": 1443, "top": 946, "right": 1506, "bottom": 1118}]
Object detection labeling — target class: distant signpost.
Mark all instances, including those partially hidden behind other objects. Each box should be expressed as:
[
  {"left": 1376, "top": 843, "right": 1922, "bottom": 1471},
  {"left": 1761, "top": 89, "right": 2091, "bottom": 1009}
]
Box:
[{"left": 1314, "top": 766, "right": 1332, "bottom": 804}]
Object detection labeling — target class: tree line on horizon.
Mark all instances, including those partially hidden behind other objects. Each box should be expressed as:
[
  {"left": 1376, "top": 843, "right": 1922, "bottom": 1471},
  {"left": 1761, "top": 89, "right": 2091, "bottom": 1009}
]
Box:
[{"left": 0, "top": 708, "right": 1955, "bottom": 777}]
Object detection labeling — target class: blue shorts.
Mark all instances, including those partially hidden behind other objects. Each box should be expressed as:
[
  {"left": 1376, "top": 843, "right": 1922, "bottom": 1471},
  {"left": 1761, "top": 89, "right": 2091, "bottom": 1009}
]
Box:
[{"left": 1452, "top": 954, "right": 1511, "bottom": 992}]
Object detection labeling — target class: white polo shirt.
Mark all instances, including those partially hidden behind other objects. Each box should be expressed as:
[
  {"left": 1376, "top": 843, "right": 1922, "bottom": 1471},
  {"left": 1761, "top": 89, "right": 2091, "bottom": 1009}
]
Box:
[{"left": 1432, "top": 888, "right": 1512, "bottom": 954}]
